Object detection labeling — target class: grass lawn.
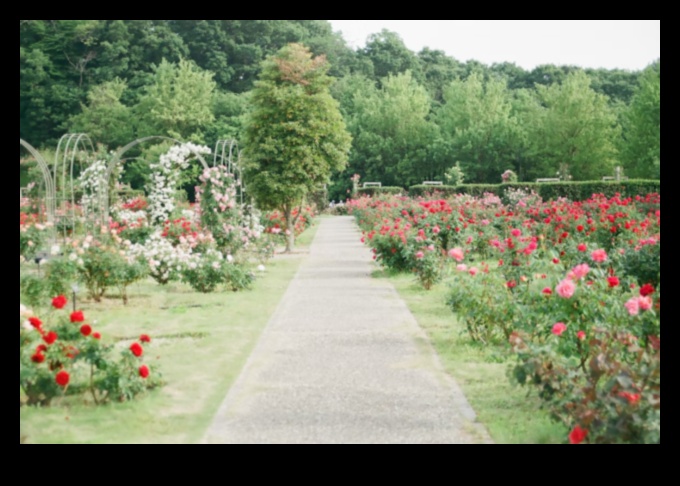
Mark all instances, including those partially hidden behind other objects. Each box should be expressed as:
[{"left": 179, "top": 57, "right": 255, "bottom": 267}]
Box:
[
  {"left": 20, "top": 221, "right": 320, "bottom": 444},
  {"left": 378, "top": 268, "right": 568, "bottom": 444}
]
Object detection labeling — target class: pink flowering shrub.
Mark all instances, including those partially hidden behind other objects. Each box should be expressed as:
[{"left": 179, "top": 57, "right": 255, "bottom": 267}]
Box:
[{"left": 350, "top": 191, "right": 660, "bottom": 443}]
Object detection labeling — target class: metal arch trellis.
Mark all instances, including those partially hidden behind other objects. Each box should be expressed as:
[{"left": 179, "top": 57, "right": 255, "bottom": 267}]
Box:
[
  {"left": 20, "top": 139, "right": 56, "bottom": 227},
  {"left": 213, "top": 139, "right": 245, "bottom": 206},
  {"left": 104, "top": 136, "right": 211, "bottom": 218},
  {"left": 54, "top": 133, "right": 96, "bottom": 236}
]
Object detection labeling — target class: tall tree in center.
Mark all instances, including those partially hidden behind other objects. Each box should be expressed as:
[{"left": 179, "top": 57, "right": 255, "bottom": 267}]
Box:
[{"left": 243, "top": 43, "right": 351, "bottom": 252}]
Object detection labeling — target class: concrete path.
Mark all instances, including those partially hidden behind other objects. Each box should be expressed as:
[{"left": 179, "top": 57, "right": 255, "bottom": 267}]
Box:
[{"left": 202, "top": 216, "right": 492, "bottom": 444}]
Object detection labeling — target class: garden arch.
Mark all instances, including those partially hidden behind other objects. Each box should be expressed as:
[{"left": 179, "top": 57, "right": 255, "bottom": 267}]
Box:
[
  {"left": 20, "top": 139, "right": 55, "bottom": 226},
  {"left": 54, "top": 133, "right": 98, "bottom": 234},
  {"left": 104, "top": 136, "right": 210, "bottom": 218},
  {"left": 214, "top": 139, "right": 245, "bottom": 205}
]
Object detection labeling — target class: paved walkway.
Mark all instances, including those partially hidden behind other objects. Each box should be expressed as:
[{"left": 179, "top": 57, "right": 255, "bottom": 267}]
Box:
[{"left": 202, "top": 216, "right": 492, "bottom": 444}]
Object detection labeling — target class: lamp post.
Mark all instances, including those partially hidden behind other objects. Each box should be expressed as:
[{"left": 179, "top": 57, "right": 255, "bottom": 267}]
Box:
[{"left": 71, "top": 283, "right": 79, "bottom": 312}]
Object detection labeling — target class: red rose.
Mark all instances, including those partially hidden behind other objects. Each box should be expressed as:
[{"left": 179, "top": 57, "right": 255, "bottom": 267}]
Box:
[
  {"left": 577, "top": 243, "right": 587, "bottom": 252},
  {"left": 507, "top": 280, "right": 517, "bottom": 289},
  {"left": 55, "top": 370, "right": 70, "bottom": 387},
  {"left": 607, "top": 276, "right": 620, "bottom": 287},
  {"left": 51, "top": 295, "right": 68, "bottom": 309},
  {"left": 36, "top": 344, "right": 47, "bottom": 353},
  {"left": 130, "top": 342, "right": 143, "bottom": 357},
  {"left": 139, "top": 365, "right": 150, "bottom": 378},
  {"left": 639, "top": 284, "right": 655, "bottom": 297},
  {"left": 70, "top": 310, "right": 85, "bottom": 323},
  {"left": 80, "top": 324, "right": 92, "bottom": 337},
  {"left": 28, "top": 316, "right": 42, "bottom": 328},
  {"left": 619, "top": 391, "right": 641, "bottom": 405},
  {"left": 92, "top": 332, "right": 101, "bottom": 340},
  {"left": 43, "top": 331, "right": 58, "bottom": 345},
  {"left": 569, "top": 425, "right": 588, "bottom": 444},
  {"left": 139, "top": 334, "right": 151, "bottom": 343},
  {"left": 31, "top": 352, "right": 45, "bottom": 363},
  {"left": 552, "top": 322, "right": 567, "bottom": 336}
]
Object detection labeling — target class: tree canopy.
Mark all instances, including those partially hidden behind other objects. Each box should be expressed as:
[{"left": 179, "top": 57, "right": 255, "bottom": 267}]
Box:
[
  {"left": 20, "top": 20, "right": 660, "bottom": 194},
  {"left": 242, "top": 43, "right": 351, "bottom": 250}
]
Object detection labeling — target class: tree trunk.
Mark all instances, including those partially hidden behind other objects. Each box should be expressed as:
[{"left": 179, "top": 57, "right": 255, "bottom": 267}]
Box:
[{"left": 284, "top": 206, "right": 295, "bottom": 253}]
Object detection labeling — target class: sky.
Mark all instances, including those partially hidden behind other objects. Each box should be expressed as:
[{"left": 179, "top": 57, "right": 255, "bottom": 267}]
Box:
[{"left": 327, "top": 20, "right": 660, "bottom": 72}]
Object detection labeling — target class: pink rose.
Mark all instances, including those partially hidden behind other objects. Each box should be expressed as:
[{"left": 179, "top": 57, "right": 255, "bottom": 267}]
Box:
[
  {"left": 638, "top": 296, "right": 652, "bottom": 311},
  {"left": 448, "top": 248, "right": 464, "bottom": 262},
  {"left": 552, "top": 322, "right": 567, "bottom": 336},
  {"left": 624, "top": 297, "right": 640, "bottom": 316},
  {"left": 570, "top": 263, "right": 590, "bottom": 280},
  {"left": 591, "top": 249, "right": 608, "bottom": 263},
  {"left": 556, "top": 278, "right": 576, "bottom": 298}
]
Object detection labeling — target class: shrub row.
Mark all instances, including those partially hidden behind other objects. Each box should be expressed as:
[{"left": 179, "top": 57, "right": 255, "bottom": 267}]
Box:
[
  {"left": 407, "top": 180, "right": 660, "bottom": 201},
  {"left": 356, "top": 186, "right": 405, "bottom": 197}
]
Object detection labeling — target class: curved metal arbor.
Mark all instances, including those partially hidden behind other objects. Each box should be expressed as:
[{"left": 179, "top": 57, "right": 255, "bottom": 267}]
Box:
[
  {"left": 54, "top": 133, "right": 96, "bottom": 235},
  {"left": 214, "top": 139, "right": 245, "bottom": 205},
  {"left": 104, "top": 136, "right": 210, "bottom": 217},
  {"left": 20, "top": 139, "right": 55, "bottom": 226}
]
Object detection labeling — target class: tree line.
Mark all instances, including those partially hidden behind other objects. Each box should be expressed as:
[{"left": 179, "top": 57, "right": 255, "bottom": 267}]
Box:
[{"left": 20, "top": 21, "right": 660, "bottom": 199}]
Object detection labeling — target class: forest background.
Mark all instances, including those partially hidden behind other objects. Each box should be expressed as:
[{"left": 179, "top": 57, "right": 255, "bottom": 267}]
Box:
[{"left": 19, "top": 20, "right": 660, "bottom": 200}]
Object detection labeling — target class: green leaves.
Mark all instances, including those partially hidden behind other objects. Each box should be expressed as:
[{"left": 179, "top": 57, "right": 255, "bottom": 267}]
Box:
[
  {"left": 620, "top": 61, "right": 660, "bottom": 179},
  {"left": 135, "top": 58, "right": 216, "bottom": 142},
  {"left": 528, "top": 71, "right": 621, "bottom": 181},
  {"left": 243, "top": 43, "right": 351, "bottom": 249}
]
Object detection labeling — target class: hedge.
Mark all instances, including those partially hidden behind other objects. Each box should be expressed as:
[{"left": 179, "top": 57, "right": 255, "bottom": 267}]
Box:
[
  {"left": 408, "top": 180, "right": 660, "bottom": 201},
  {"left": 408, "top": 185, "right": 460, "bottom": 198},
  {"left": 356, "top": 186, "right": 405, "bottom": 197}
]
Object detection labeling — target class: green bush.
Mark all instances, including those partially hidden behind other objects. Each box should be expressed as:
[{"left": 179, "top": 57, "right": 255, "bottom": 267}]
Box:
[
  {"left": 356, "top": 186, "right": 404, "bottom": 197},
  {"left": 445, "top": 180, "right": 661, "bottom": 202},
  {"left": 408, "top": 185, "right": 460, "bottom": 198}
]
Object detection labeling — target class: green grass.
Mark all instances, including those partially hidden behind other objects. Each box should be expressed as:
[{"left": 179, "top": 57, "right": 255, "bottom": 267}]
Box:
[
  {"left": 379, "top": 269, "right": 568, "bottom": 444},
  {"left": 20, "top": 222, "right": 321, "bottom": 444}
]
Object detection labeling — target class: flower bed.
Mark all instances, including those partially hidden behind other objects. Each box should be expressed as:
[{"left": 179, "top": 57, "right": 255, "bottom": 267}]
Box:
[{"left": 351, "top": 191, "right": 660, "bottom": 443}]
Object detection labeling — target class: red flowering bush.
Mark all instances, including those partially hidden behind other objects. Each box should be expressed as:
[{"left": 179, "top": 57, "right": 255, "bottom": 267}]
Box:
[
  {"left": 20, "top": 299, "right": 162, "bottom": 406},
  {"left": 351, "top": 191, "right": 660, "bottom": 443},
  {"left": 52, "top": 295, "right": 67, "bottom": 309},
  {"left": 55, "top": 370, "right": 70, "bottom": 387},
  {"left": 130, "top": 342, "right": 143, "bottom": 357},
  {"left": 569, "top": 425, "right": 588, "bottom": 444},
  {"left": 263, "top": 206, "right": 316, "bottom": 238}
]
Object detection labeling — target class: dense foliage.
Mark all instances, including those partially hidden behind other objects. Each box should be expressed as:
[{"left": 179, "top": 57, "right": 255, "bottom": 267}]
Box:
[
  {"left": 242, "top": 43, "right": 351, "bottom": 251},
  {"left": 21, "top": 21, "right": 659, "bottom": 200}
]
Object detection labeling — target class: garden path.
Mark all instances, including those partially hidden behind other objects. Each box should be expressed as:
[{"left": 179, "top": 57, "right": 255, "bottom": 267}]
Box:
[{"left": 202, "top": 216, "right": 492, "bottom": 444}]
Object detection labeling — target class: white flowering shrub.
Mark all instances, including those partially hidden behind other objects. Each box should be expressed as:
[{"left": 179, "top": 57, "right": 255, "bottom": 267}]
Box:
[
  {"left": 503, "top": 187, "right": 543, "bottom": 209},
  {"left": 147, "top": 143, "right": 210, "bottom": 225},
  {"left": 128, "top": 231, "right": 193, "bottom": 285},
  {"left": 77, "top": 160, "right": 109, "bottom": 224},
  {"left": 180, "top": 248, "right": 228, "bottom": 293}
]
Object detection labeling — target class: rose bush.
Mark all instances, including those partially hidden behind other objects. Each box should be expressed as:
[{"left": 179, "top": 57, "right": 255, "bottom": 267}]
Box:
[
  {"left": 20, "top": 300, "right": 161, "bottom": 406},
  {"left": 351, "top": 191, "right": 660, "bottom": 443}
]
